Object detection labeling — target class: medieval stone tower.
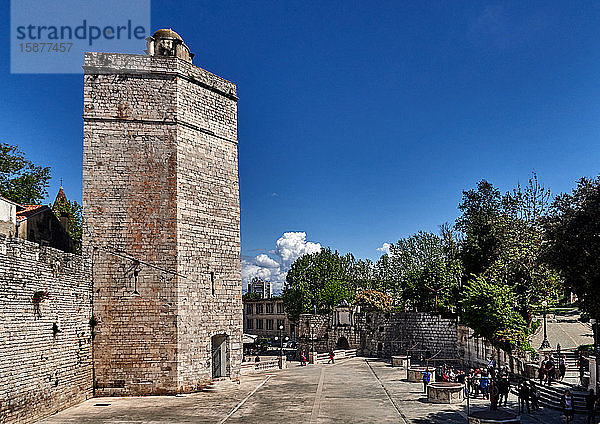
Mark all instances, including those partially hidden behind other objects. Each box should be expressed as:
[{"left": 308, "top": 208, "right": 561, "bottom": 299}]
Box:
[{"left": 82, "top": 29, "right": 242, "bottom": 395}]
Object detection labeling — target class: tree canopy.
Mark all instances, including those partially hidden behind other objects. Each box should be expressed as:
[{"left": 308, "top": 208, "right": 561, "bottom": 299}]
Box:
[
  {"left": 0, "top": 142, "right": 51, "bottom": 204},
  {"left": 52, "top": 197, "right": 82, "bottom": 253},
  {"left": 543, "top": 176, "right": 600, "bottom": 319},
  {"left": 456, "top": 174, "right": 559, "bottom": 325},
  {"left": 461, "top": 275, "right": 528, "bottom": 350},
  {"left": 282, "top": 248, "right": 359, "bottom": 321},
  {"left": 275, "top": 170, "right": 600, "bottom": 355}
]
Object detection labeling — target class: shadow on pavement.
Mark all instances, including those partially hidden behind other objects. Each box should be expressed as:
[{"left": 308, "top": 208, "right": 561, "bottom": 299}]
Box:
[{"left": 409, "top": 409, "right": 467, "bottom": 424}]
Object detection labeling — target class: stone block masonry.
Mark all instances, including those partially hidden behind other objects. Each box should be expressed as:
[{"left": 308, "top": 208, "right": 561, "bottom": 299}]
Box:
[
  {"left": 82, "top": 36, "right": 242, "bottom": 396},
  {"left": 0, "top": 235, "right": 92, "bottom": 423},
  {"left": 298, "top": 311, "right": 459, "bottom": 361}
]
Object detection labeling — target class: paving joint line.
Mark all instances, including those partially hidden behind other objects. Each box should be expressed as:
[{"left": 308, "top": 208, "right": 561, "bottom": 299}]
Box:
[
  {"left": 365, "top": 359, "right": 411, "bottom": 424},
  {"left": 219, "top": 375, "right": 272, "bottom": 424},
  {"left": 309, "top": 366, "right": 326, "bottom": 424}
]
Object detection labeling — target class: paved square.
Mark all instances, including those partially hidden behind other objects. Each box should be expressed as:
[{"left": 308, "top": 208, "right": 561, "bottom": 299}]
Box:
[{"left": 41, "top": 358, "right": 590, "bottom": 423}]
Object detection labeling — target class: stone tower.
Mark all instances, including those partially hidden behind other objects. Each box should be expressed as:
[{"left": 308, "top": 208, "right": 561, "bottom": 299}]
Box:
[{"left": 82, "top": 29, "right": 242, "bottom": 395}]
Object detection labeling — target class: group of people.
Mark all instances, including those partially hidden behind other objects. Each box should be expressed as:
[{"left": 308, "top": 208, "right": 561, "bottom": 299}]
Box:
[
  {"left": 242, "top": 355, "right": 261, "bottom": 362},
  {"left": 297, "top": 348, "right": 335, "bottom": 366},
  {"left": 464, "top": 366, "right": 512, "bottom": 410},
  {"left": 517, "top": 380, "right": 541, "bottom": 413},
  {"left": 537, "top": 353, "right": 567, "bottom": 385},
  {"left": 422, "top": 358, "right": 513, "bottom": 411}
]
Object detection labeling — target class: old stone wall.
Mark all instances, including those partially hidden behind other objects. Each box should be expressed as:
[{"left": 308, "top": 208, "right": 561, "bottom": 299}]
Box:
[
  {"left": 175, "top": 85, "right": 242, "bottom": 387},
  {"left": 457, "top": 325, "right": 535, "bottom": 376},
  {"left": 0, "top": 235, "right": 92, "bottom": 424},
  {"left": 83, "top": 51, "right": 241, "bottom": 395},
  {"left": 298, "top": 311, "right": 459, "bottom": 361}
]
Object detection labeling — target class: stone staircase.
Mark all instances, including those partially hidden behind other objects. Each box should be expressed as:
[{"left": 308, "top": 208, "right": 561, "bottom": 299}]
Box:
[
  {"left": 531, "top": 381, "right": 588, "bottom": 412},
  {"left": 511, "top": 350, "right": 591, "bottom": 413},
  {"left": 539, "top": 350, "right": 581, "bottom": 383}
]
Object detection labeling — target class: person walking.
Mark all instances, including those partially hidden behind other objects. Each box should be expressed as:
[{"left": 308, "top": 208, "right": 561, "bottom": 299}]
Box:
[
  {"left": 538, "top": 358, "right": 547, "bottom": 385},
  {"left": 579, "top": 353, "right": 587, "bottom": 386},
  {"left": 490, "top": 379, "right": 500, "bottom": 411},
  {"left": 559, "top": 354, "right": 567, "bottom": 381},
  {"left": 545, "top": 356, "right": 556, "bottom": 386},
  {"left": 586, "top": 389, "right": 597, "bottom": 424},
  {"left": 327, "top": 348, "right": 335, "bottom": 364},
  {"left": 474, "top": 370, "right": 482, "bottom": 398},
  {"left": 480, "top": 373, "right": 490, "bottom": 399},
  {"left": 422, "top": 368, "right": 431, "bottom": 394},
  {"left": 498, "top": 375, "right": 510, "bottom": 407},
  {"left": 300, "top": 351, "right": 307, "bottom": 366},
  {"left": 562, "top": 389, "right": 575, "bottom": 423},
  {"left": 529, "top": 381, "right": 540, "bottom": 411},
  {"left": 519, "top": 381, "right": 530, "bottom": 414}
]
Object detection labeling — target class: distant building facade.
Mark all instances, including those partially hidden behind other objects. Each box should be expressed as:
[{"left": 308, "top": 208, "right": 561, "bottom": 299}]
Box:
[
  {"left": 0, "top": 196, "right": 19, "bottom": 237},
  {"left": 243, "top": 297, "right": 296, "bottom": 341},
  {"left": 0, "top": 193, "right": 74, "bottom": 253},
  {"left": 247, "top": 278, "right": 272, "bottom": 299}
]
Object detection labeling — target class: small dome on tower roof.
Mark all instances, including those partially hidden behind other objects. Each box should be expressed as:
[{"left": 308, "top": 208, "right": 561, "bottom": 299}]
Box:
[{"left": 152, "top": 28, "right": 183, "bottom": 41}]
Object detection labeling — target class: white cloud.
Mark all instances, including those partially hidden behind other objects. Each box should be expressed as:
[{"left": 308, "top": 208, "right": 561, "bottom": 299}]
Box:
[
  {"left": 255, "top": 254, "right": 279, "bottom": 268},
  {"left": 377, "top": 242, "right": 391, "bottom": 255},
  {"left": 276, "top": 232, "right": 322, "bottom": 268},
  {"left": 242, "top": 232, "right": 322, "bottom": 295}
]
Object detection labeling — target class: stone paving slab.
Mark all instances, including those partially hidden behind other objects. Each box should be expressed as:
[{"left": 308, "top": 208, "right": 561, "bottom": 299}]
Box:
[
  {"left": 41, "top": 357, "right": 594, "bottom": 424},
  {"left": 530, "top": 313, "right": 593, "bottom": 351}
]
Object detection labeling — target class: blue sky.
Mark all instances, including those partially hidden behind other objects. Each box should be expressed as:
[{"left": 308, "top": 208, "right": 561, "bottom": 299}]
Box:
[{"left": 2, "top": 1, "right": 600, "bottom": 290}]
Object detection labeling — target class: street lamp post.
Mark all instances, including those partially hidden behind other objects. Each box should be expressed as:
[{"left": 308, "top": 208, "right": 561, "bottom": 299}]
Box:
[
  {"left": 540, "top": 300, "right": 551, "bottom": 350},
  {"left": 310, "top": 323, "right": 315, "bottom": 353},
  {"left": 279, "top": 324, "right": 284, "bottom": 358},
  {"left": 591, "top": 319, "right": 598, "bottom": 392}
]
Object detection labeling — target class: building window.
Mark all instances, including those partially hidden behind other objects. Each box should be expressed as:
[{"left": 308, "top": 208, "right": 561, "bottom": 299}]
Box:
[
  {"left": 256, "top": 304, "right": 263, "bottom": 314},
  {"left": 210, "top": 272, "right": 215, "bottom": 296},
  {"left": 266, "top": 319, "right": 273, "bottom": 330},
  {"left": 277, "top": 303, "right": 284, "bottom": 314},
  {"left": 266, "top": 303, "right": 274, "bottom": 314},
  {"left": 257, "top": 319, "right": 263, "bottom": 330},
  {"left": 277, "top": 319, "right": 284, "bottom": 330},
  {"left": 247, "top": 319, "right": 254, "bottom": 329},
  {"left": 246, "top": 304, "right": 253, "bottom": 315}
]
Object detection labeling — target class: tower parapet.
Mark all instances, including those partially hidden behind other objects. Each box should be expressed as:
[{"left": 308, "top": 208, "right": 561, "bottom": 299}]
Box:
[{"left": 145, "top": 28, "right": 194, "bottom": 63}]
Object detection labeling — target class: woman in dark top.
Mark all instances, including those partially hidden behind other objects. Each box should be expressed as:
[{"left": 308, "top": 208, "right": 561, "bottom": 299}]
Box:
[{"left": 562, "top": 390, "right": 575, "bottom": 423}]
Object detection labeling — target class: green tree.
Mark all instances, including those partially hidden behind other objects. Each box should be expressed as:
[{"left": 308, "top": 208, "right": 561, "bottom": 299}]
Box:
[
  {"left": 387, "top": 231, "right": 462, "bottom": 312},
  {"left": 456, "top": 174, "right": 560, "bottom": 324},
  {"left": 543, "top": 176, "right": 600, "bottom": 319},
  {"left": 242, "top": 292, "right": 261, "bottom": 301},
  {"left": 455, "top": 180, "right": 504, "bottom": 276},
  {"left": 52, "top": 199, "right": 83, "bottom": 252},
  {"left": 461, "top": 275, "right": 528, "bottom": 351},
  {"left": 282, "top": 248, "right": 360, "bottom": 321},
  {"left": 0, "top": 142, "right": 51, "bottom": 204},
  {"left": 373, "top": 253, "right": 398, "bottom": 296}
]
